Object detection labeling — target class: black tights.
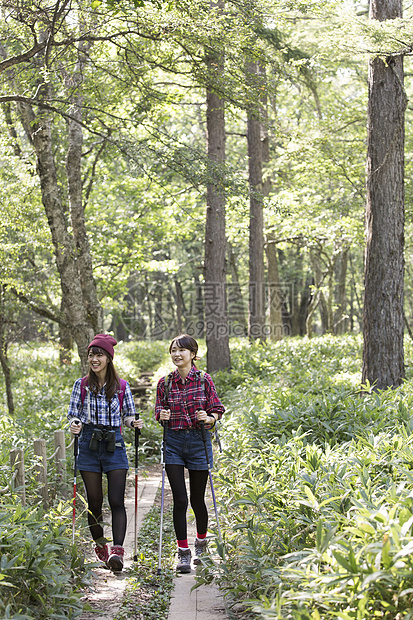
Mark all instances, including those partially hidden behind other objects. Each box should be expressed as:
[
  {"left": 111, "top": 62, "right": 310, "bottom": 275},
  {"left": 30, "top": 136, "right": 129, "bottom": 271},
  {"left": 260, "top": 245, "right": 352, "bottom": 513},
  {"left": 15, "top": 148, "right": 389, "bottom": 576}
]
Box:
[
  {"left": 80, "top": 469, "right": 127, "bottom": 546},
  {"left": 166, "top": 465, "right": 208, "bottom": 541}
]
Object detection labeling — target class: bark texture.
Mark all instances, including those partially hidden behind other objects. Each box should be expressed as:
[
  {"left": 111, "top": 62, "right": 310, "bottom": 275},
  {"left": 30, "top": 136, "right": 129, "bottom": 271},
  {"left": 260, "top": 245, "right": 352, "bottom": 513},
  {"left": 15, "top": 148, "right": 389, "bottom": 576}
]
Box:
[
  {"left": 66, "top": 36, "right": 102, "bottom": 334},
  {"left": 260, "top": 72, "right": 283, "bottom": 341},
  {"left": 12, "top": 23, "right": 102, "bottom": 371},
  {"left": 0, "top": 289, "right": 14, "bottom": 415},
  {"left": 362, "top": 0, "right": 406, "bottom": 389},
  {"left": 334, "top": 249, "right": 348, "bottom": 335},
  {"left": 227, "top": 243, "right": 247, "bottom": 336},
  {"left": 204, "top": 0, "right": 231, "bottom": 372},
  {"left": 246, "top": 60, "right": 265, "bottom": 341},
  {"left": 22, "top": 97, "right": 95, "bottom": 369}
]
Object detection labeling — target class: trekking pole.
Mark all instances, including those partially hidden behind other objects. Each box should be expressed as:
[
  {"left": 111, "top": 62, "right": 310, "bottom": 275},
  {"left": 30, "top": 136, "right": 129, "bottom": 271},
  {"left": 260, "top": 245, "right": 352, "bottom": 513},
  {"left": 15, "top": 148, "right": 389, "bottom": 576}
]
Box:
[
  {"left": 72, "top": 433, "right": 79, "bottom": 545},
  {"left": 133, "top": 412, "right": 141, "bottom": 562},
  {"left": 200, "top": 421, "right": 222, "bottom": 543},
  {"left": 157, "top": 421, "right": 167, "bottom": 575}
]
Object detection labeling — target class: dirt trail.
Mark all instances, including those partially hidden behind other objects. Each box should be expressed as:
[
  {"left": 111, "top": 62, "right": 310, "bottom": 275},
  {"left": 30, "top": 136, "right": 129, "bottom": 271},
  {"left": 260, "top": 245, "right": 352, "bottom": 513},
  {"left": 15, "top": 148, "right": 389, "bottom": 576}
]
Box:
[{"left": 77, "top": 465, "right": 160, "bottom": 620}]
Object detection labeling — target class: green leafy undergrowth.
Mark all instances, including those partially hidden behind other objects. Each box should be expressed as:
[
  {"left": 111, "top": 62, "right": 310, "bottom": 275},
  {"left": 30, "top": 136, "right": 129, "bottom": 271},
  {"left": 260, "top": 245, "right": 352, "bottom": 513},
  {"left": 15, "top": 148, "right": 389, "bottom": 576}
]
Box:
[
  {"left": 213, "top": 334, "right": 363, "bottom": 396},
  {"left": 115, "top": 504, "right": 176, "bottom": 620},
  {"left": 207, "top": 428, "right": 413, "bottom": 618},
  {"left": 0, "top": 501, "right": 88, "bottom": 619},
  {"left": 205, "top": 335, "right": 413, "bottom": 618},
  {"left": 120, "top": 340, "right": 167, "bottom": 378}
]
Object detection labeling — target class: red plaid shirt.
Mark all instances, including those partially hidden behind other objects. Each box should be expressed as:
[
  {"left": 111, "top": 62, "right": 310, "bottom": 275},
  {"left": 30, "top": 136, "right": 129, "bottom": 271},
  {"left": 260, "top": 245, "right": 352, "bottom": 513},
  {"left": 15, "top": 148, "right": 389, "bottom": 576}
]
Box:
[{"left": 155, "top": 366, "right": 224, "bottom": 430}]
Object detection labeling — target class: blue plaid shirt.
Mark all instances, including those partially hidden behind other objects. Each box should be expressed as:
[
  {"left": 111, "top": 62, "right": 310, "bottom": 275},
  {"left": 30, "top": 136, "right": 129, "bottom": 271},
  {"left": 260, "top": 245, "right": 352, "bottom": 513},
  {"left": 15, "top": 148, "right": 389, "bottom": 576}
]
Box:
[{"left": 67, "top": 377, "right": 136, "bottom": 427}]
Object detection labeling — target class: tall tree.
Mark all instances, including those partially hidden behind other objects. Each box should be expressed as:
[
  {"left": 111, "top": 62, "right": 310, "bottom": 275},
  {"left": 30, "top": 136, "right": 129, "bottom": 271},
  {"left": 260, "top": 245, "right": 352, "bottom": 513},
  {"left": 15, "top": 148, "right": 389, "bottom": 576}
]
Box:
[
  {"left": 362, "top": 0, "right": 407, "bottom": 389},
  {"left": 259, "top": 65, "right": 283, "bottom": 341},
  {"left": 0, "top": 287, "right": 14, "bottom": 415},
  {"left": 204, "top": 0, "right": 231, "bottom": 372},
  {"left": 246, "top": 59, "right": 266, "bottom": 342},
  {"left": 2, "top": 2, "right": 103, "bottom": 369}
]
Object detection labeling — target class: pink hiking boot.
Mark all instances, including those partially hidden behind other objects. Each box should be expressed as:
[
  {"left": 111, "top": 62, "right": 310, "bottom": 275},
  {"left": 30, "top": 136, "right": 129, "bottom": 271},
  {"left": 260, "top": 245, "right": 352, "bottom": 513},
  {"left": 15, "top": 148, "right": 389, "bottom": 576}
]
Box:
[{"left": 94, "top": 542, "right": 109, "bottom": 567}]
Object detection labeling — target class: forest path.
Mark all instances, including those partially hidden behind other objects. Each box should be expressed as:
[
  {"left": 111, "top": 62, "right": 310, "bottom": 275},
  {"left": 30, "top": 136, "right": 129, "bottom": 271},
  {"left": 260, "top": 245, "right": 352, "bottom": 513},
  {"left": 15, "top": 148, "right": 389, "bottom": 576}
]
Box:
[
  {"left": 77, "top": 465, "right": 228, "bottom": 619},
  {"left": 77, "top": 465, "right": 159, "bottom": 620},
  {"left": 168, "top": 513, "right": 228, "bottom": 620}
]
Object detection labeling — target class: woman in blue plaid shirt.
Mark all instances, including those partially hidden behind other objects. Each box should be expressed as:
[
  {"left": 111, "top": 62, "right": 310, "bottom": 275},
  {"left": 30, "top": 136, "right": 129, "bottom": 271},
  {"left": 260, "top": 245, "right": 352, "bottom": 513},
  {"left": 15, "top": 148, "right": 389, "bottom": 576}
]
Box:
[
  {"left": 155, "top": 334, "right": 224, "bottom": 573},
  {"left": 68, "top": 334, "right": 143, "bottom": 572}
]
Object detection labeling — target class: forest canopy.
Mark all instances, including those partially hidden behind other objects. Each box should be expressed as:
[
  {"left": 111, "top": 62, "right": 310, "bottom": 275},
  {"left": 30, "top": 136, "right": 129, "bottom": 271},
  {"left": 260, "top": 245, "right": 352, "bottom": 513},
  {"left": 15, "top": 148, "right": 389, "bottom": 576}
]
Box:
[{"left": 0, "top": 0, "right": 412, "bottom": 383}]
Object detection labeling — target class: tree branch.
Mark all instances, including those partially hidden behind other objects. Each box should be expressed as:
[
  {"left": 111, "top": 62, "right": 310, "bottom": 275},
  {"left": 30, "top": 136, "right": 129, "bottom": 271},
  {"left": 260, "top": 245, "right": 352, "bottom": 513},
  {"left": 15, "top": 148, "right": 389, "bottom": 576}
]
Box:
[{"left": 9, "top": 288, "right": 62, "bottom": 324}]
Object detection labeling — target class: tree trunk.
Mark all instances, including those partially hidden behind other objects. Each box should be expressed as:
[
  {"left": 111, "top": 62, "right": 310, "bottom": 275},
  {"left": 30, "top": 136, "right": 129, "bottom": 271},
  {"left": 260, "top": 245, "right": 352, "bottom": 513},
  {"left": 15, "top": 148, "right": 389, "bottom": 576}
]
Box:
[
  {"left": 0, "top": 289, "right": 14, "bottom": 415},
  {"left": 300, "top": 275, "right": 313, "bottom": 336},
  {"left": 266, "top": 238, "right": 283, "bottom": 341},
  {"left": 362, "top": 0, "right": 406, "bottom": 389},
  {"left": 174, "top": 278, "right": 185, "bottom": 335},
  {"left": 334, "top": 249, "right": 348, "bottom": 334},
  {"left": 19, "top": 96, "right": 95, "bottom": 372},
  {"left": 66, "top": 37, "right": 102, "bottom": 333},
  {"left": 12, "top": 22, "right": 102, "bottom": 373},
  {"left": 260, "top": 70, "right": 283, "bottom": 342},
  {"left": 227, "top": 242, "right": 247, "bottom": 336},
  {"left": 191, "top": 272, "right": 204, "bottom": 338},
  {"left": 58, "top": 298, "right": 74, "bottom": 365},
  {"left": 204, "top": 0, "right": 231, "bottom": 372},
  {"left": 246, "top": 59, "right": 265, "bottom": 342},
  {"left": 319, "top": 291, "right": 329, "bottom": 334}
]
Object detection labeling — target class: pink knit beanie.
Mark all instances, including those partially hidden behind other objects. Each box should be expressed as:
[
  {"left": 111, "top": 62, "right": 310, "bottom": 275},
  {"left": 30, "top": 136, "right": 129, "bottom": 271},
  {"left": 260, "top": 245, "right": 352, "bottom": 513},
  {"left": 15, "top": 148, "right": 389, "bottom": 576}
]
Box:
[{"left": 88, "top": 334, "right": 117, "bottom": 359}]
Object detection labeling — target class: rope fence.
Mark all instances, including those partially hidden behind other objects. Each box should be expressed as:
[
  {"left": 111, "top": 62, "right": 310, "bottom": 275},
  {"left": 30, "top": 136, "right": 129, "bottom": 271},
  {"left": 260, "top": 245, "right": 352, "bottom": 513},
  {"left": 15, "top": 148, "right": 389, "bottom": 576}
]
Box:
[{"left": 1, "top": 430, "right": 73, "bottom": 508}]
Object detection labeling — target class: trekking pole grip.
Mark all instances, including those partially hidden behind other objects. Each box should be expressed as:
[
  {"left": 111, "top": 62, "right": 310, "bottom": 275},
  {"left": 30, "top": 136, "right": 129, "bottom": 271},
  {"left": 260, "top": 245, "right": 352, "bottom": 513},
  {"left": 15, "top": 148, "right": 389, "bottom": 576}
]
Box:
[
  {"left": 135, "top": 412, "right": 141, "bottom": 440},
  {"left": 74, "top": 435, "right": 78, "bottom": 465}
]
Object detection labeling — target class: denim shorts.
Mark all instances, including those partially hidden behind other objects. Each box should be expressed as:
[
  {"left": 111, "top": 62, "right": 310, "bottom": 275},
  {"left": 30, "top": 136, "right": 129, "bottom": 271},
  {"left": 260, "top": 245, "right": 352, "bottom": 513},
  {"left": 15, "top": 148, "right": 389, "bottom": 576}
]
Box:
[
  {"left": 77, "top": 425, "right": 129, "bottom": 473},
  {"left": 165, "top": 428, "right": 213, "bottom": 470}
]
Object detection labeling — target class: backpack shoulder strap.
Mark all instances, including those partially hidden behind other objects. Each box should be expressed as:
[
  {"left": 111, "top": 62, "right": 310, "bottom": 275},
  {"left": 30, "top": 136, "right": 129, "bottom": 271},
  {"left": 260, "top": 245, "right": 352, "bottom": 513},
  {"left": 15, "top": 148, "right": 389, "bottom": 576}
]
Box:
[
  {"left": 199, "top": 370, "right": 205, "bottom": 394},
  {"left": 164, "top": 372, "right": 174, "bottom": 402},
  {"left": 118, "top": 379, "right": 127, "bottom": 412},
  {"left": 80, "top": 376, "right": 88, "bottom": 405}
]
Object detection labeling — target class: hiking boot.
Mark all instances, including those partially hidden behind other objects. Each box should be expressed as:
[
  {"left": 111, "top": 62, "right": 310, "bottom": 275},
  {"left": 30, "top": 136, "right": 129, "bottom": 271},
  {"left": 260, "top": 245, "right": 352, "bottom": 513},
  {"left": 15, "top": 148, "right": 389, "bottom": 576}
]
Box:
[
  {"left": 176, "top": 547, "right": 191, "bottom": 573},
  {"left": 108, "top": 545, "right": 124, "bottom": 572},
  {"left": 94, "top": 541, "right": 109, "bottom": 567},
  {"left": 193, "top": 537, "right": 208, "bottom": 565}
]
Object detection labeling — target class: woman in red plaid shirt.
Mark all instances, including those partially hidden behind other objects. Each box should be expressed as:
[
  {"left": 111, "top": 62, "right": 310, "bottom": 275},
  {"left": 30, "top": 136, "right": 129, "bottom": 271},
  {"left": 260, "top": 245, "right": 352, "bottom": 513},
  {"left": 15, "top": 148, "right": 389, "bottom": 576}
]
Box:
[{"left": 155, "top": 334, "right": 225, "bottom": 573}]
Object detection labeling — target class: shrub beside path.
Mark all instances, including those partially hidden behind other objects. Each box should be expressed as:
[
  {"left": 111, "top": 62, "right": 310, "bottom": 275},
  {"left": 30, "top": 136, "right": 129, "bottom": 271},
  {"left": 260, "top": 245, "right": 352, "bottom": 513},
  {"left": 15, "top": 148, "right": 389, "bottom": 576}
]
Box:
[{"left": 78, "top": 466, "right": 228, "bottom": 619}]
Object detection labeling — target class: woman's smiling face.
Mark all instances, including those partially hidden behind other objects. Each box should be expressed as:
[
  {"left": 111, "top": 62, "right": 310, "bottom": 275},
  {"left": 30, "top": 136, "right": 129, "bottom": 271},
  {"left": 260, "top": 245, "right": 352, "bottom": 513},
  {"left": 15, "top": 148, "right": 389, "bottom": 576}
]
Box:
[
  {"left": 88, "top": 347, "right": 109, "bottom": 377},
  {"left": 170, "top": 342, "right": 195, "bottom": 371}
]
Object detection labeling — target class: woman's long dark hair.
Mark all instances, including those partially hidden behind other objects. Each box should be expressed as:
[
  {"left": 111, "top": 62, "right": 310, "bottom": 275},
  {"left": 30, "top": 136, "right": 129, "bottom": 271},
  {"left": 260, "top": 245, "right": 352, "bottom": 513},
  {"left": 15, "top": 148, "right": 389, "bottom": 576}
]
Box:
[
  {"left": 169, "top": 334, "right": 199, "bottom": 367},
  {"left": 87, "top": 346, "right": 120, "bottom": 402}
]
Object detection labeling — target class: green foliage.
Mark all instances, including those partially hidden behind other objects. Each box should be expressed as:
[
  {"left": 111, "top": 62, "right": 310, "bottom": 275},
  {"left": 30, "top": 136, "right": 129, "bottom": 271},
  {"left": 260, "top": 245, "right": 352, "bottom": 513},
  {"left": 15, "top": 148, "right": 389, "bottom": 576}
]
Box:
[
  {"left": 203, "top": 335, "right": 413, "bottom": 619},
  {"left": 119, "top": 340, "right": 167, "bottom": 376},
  {"left": 0, "top": 502, "right": 87, "bottom": 619},
  {"left": 2, "top": 344, "right": 79, "bottom": 440}
]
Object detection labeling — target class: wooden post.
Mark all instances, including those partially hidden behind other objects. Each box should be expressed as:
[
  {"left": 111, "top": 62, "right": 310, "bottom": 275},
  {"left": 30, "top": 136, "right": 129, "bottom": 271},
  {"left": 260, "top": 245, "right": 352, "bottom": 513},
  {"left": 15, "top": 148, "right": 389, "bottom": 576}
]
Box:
[
  {"left": 33, "top": 439, "right": 49, "bottom": 508},
  {"left": 10, "top": 448, "right": 26, "bottom": 506},
  {"left": 54, "top": 430, "right": 67, "bottom": 498}
]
